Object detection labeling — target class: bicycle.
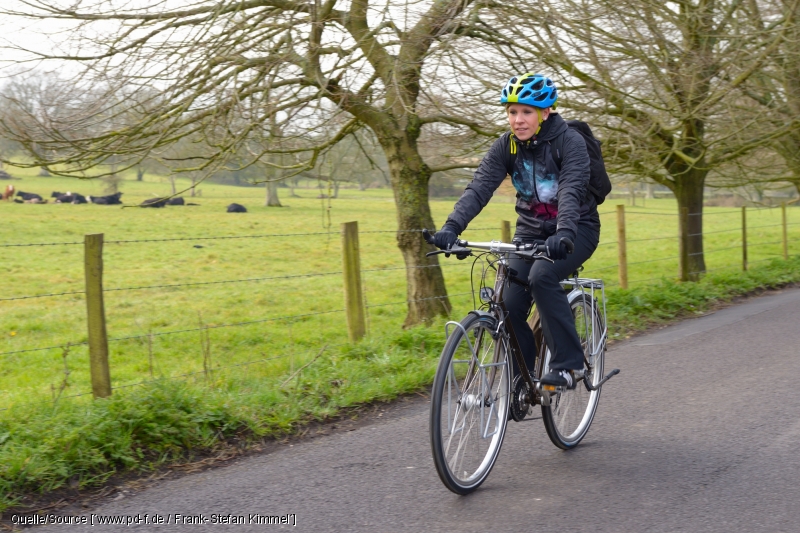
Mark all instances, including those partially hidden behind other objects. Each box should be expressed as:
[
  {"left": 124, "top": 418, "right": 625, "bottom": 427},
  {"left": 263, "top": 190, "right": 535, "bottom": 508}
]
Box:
[{"left": 423, "top": 230, "right": 620, "bottom": 495}]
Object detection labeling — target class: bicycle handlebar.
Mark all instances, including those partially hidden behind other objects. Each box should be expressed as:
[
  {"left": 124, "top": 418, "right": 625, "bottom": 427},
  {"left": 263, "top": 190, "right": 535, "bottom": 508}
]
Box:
[{"left": 422, "top": 229, "right": 552, "bottom": 262}]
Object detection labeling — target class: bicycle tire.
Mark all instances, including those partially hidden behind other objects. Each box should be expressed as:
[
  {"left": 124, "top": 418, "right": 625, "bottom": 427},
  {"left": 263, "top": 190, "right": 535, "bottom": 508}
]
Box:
[
  {"left": 540, "top": 291, "right": 605, "bottom": 449},
  {"left": 429, "top": 313, "right": 511, "bottom": 495}
]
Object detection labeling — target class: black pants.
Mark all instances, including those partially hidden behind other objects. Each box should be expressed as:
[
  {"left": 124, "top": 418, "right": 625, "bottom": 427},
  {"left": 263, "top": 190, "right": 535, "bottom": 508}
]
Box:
[{"left": 504, "top": 224, "right": 600, "bottom": 374}]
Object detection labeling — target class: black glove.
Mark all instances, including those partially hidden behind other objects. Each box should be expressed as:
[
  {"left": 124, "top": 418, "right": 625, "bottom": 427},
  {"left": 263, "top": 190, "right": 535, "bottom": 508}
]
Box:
[
  {"left": 434, "top": 223, "right": 459, "bottom": 251},
  {"left": 545, "top": 233, "right": 574, "bottom": 261}
]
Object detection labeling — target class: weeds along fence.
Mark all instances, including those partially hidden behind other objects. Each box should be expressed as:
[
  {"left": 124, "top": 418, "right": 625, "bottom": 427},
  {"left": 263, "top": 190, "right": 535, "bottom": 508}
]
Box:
[
  {"left": 0, "top": 223, "right": 500, "bottom": 411},
  {"left": 1, "top": 204, "right": 798, "bottom": 412},
  {"left": 586, "top": 203, "right": 799, "bottom": 289}
]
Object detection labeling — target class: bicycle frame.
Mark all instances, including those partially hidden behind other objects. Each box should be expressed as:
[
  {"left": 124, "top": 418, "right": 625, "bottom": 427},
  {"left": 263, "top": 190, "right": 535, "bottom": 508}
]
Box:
[{"left": 439, "top": 238, "right": 610, "bottom": 407}]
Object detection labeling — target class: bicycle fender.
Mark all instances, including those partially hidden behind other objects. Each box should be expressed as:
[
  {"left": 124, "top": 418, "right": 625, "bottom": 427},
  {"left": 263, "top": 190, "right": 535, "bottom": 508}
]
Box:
[
  {"left": 468, "top": 311, "right": 498, "bottom": 333},
  {"left": 566, "top": 288, "right": 593, "bottom": 305}
]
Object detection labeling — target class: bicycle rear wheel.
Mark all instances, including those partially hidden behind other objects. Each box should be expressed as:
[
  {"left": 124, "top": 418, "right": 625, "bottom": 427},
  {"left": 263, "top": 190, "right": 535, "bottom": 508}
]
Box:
[
  {"left": 429, "top": 313, "right": 510, "bottom": 495},
  {"left": 541, "top": 291, "right": 605, "bottom": 449}
]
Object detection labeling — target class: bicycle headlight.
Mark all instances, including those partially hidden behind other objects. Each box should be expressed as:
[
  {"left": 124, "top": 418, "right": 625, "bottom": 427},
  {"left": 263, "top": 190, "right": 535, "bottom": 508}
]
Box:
[{"left": 479, "top": 287, "right": 494, "bottom": 303}]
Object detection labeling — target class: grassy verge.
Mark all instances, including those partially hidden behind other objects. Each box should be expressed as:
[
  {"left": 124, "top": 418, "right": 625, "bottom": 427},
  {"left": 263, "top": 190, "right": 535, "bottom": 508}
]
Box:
[
  {"left": 2, "top": 255, "right": 800, "bottom": 512},
  {"left": 606, "top": 255, "right": 800, "bottom": 337}
]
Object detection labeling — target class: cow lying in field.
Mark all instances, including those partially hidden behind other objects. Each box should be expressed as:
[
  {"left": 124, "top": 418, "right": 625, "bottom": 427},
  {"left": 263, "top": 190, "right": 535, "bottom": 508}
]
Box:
[
  {"left": 227, "top": 203, "right": 247, "bottom": 213},
  {"left": 14, "top": 190, "right": 46, "bottom": 203},
  {"left": 140, "top": 197, "right": 168, "bottom": 208},
  {"left": 51, "top": 191, "right": 88, "bottom": 204},
  {"left": 2, "top": 185, "right": 14, "bottom": 200},
  {"left": 88, "top": 192, "right": 123, "bottom": 205}
]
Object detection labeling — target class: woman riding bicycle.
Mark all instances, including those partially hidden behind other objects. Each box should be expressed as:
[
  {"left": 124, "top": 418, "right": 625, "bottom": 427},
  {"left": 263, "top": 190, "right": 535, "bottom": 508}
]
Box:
[{"left": 433, "top": 73, "right": 601, "bottom": 389}]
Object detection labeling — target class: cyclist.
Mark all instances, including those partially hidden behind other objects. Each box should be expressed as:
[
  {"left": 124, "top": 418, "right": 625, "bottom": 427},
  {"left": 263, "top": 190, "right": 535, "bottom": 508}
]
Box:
[{"left": 433, "top": 73, "right": 601, "bottom": 389}]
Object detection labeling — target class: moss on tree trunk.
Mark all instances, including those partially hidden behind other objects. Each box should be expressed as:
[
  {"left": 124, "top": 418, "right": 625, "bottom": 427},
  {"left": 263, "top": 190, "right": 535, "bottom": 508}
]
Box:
[{"left": 378, "top": 127, "right": 451, "bottom": 327}]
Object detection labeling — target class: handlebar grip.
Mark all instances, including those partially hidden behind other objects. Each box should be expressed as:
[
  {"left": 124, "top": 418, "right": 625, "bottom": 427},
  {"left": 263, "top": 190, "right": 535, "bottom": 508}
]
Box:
[
  {"left": 422, "top": 229, "right": 436, "bottom": 245},
  {"left": 560, "top": 237, "right": 575, "bottom": 255}
]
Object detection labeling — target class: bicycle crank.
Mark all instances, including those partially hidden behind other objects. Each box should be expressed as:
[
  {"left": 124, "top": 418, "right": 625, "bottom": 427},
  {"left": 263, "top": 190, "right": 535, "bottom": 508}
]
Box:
[
  {"left": 534, "top": 369, "right": 620, "bottom": 405},
  {"left": 584, "top": 368, "right": 620, "bottom": 391}
]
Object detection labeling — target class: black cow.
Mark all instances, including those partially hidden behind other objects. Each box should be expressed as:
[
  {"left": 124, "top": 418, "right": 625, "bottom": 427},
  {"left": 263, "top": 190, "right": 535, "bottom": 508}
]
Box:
[
  {"left": 140, "top": 197, "right": 168, "bottom": 208},
  {"left": 88, "top": 192, "right": 123, "bottom": 205},
  {"left": 226, "top": 203, "right": 247, "bottom": 213},
  {"left": 16, "top": 190, "right": 44, "bottom": 202},
  {"left": 51, "top": 191, "right": 87, "bottom": 204},
  {"left": 166, "top": 197, "right": 185, "bottom": 206}
]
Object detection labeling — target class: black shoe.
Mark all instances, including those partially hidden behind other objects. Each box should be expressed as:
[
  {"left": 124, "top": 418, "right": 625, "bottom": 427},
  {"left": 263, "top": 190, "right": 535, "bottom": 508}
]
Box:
[{"left": 540, "top": 370, "right": 576, "bottom": 390}]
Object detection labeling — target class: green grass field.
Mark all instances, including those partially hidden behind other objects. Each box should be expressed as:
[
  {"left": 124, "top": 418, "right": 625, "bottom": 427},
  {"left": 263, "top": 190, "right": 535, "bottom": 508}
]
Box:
[
  {"left": 2, "top": 166, "right": 800, "bottom": 508},
  {"left": 1, "top": 167, "right": 799, "bottom": 411}
]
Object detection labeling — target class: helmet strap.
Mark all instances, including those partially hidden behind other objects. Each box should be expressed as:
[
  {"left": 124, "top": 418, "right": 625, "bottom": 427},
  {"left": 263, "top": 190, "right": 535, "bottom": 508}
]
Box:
[{"left": 534, "top": 108, "right": 544, "bottom": 136}]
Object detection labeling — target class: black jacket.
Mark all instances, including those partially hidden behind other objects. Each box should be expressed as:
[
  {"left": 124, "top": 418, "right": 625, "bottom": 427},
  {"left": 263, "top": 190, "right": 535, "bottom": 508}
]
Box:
[{"left": 444, "top": 113, "right": 600, "bottom": 242}]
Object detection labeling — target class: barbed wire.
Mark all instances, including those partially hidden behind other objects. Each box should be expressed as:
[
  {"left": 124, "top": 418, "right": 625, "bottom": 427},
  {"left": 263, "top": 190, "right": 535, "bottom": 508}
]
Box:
[
  {"left": 747, "top": 223, "right": 785, "bottom": 230},
  {"left": 624, "top": 211, "right": 680, "bottom": 216},
  {"left": 626, "top": 235, "right": 676, "bottom": 243},
  {"left": 0, "top": 290, "right": 85, "bottom": 302},
  {"left": 626, "top": 255, "right": 680, "bottom": 266},
  {"left": 583, "top": 263, "right": 620, "bottom": 273},
  {"left": 0, "top": 341, "right": 89, "bottom": 358},
  {"left": 365, "top": 292, "right": 473, "bottom": 309},
  {"left": 689, "top": 210, "right": 743, "bottom": 216},
  {"left": 688, "top": 227, "right": 739, "bottom": 237},
  {"left": 106, "top": 309, "right": 347, "bottom": 344},
  {"left": 0, "top": 227, "right": 501, "bottom": 249},
  {"left": 0, "top": 240, "right": 83, "bottom": 248},
  {"left": 689, "top": 245, "right": 743, "bottom": 256},
  {"left": 1, "top": 263, "right": 472, "bottom": 302},
  {"left": 627, "top": 275, "right": 676, "bottom": 284},
  {"left": 105, "top": 271, "right": 342, "bottom": 293}
]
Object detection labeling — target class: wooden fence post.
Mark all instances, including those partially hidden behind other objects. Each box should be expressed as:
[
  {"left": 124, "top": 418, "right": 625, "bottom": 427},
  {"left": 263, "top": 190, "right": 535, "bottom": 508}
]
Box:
[
  {"left": 679, "top": 207, "right": 689, "bottom": 281},
  {"left": 742, "top": 206, "right": 748, "bottom": 271},
  {"left": 501, "top": 220, "right": 511, "bottom": 243},
  {"left": 616, "top": 205, "right": 628, "bottom": 289},
  {"left": 84, "top": 233, "right": 111, "bottom": 398},
  {"left": 782, "top": 202, "right": 789, "bottom": 260},
  {"left": 341, "top": 221, "right": 366, "bottom": 342}
]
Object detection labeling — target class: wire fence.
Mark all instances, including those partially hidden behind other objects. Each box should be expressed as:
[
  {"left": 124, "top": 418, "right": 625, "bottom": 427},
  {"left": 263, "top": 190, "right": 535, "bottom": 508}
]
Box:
[{"left": 2, "top": 206, "right": 798, "bottom": 411}]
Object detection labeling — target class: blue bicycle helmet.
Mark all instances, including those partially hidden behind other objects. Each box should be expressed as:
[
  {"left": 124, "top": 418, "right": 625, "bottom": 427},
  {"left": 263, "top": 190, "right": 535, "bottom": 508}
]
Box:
[{"left": 500, "top": 73, "right": 558, "bottom": 108}]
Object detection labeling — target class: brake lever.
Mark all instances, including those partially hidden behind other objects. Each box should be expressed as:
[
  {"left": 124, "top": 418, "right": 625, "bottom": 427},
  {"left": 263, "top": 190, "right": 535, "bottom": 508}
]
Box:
[
  {"left": 513, "top": 250, "right": 554, "bottom": 263},
  {"left": 426, "top": 245, "right": 472, "bottom": 258}
]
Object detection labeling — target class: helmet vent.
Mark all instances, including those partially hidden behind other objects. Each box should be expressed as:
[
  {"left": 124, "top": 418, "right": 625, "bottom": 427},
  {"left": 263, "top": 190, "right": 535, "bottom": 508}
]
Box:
[
  {"left": 532, "top": 80, "right": 544, "bottom": 91},
  {"left": 520, "top": 90, "right": 532, "bottom": 99}
]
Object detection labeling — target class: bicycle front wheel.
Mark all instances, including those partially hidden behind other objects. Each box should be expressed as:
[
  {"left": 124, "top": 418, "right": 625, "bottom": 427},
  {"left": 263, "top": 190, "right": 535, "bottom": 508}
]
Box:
[
  {"left": 429, "top": 313, "right": 510, "bottom": 495},
  {"left": 541, "top": 291, "right": 605, "bottom": 449}
]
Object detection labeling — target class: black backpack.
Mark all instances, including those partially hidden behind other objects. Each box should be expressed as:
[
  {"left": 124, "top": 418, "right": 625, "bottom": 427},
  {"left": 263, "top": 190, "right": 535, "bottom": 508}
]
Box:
[{"left": 549, "top": 120, "right": 612, "bottom": 204}]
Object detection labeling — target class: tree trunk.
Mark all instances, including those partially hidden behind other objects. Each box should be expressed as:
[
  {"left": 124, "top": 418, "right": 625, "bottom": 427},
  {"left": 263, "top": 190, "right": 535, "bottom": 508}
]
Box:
[
  {"left": 38, "top": 166, "right": 50, "bottom": 177},
  {"left": 672, "top": 171, "right": 707, "bottom": 281},
  {"left": 169, "top": 175, "right": 177, "bottom": 195},
  {"left": 136, "top": 167, "right": 145, "bottom": 181},
  {"left": 379, "top": 129, "right": 451, "bottom": 327},
  {"left": 266, "top": 179, "right": 282, "bottom": 207},
  {"left": 646, "top": 182, "right": 655, "bottom": 199}
]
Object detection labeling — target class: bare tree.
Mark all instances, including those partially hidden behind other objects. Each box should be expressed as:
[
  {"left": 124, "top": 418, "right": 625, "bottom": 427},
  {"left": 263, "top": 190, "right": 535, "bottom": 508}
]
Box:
[
  {"left": 741, "top": 0, "right": 800, "bottom": 198},
  {"left": 497, "top": 0, "right": 799, "bottom": 279},
  {"left": 0, "top": 0, "right": 512, "bottom": 326}
]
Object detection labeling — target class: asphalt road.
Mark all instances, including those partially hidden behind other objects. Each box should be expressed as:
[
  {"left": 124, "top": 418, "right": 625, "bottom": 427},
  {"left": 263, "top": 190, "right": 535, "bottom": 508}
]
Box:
[{"left": 31, "top": 287, "right": 800, "bottom": 532}]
